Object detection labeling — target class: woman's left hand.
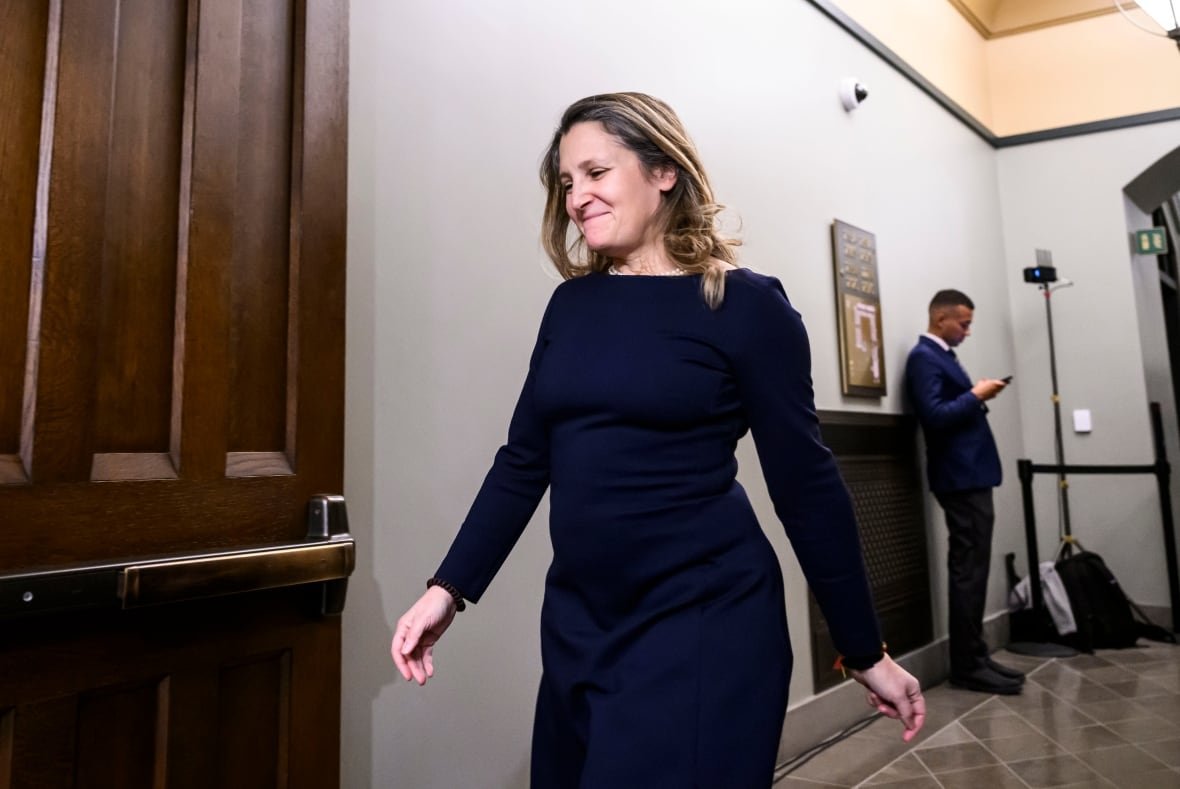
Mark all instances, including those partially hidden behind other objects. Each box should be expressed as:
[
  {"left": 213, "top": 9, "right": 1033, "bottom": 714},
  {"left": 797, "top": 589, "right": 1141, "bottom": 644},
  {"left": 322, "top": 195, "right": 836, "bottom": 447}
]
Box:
[{"left": 851, "top": 655, "right": 926, "bottom": 742}]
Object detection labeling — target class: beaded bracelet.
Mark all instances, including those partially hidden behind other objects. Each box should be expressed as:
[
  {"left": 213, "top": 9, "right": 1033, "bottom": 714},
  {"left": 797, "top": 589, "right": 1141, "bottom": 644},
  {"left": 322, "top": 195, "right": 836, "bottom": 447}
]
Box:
[{"left": 426, "top": 577, "right": 467, "bottom": 612}]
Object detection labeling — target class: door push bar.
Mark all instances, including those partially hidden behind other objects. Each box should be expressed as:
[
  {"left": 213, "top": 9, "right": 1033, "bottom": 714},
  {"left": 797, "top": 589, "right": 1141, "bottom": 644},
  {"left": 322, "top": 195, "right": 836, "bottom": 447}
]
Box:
[{"left": 0, "top": 495, "right": 355, "bottom": 619}]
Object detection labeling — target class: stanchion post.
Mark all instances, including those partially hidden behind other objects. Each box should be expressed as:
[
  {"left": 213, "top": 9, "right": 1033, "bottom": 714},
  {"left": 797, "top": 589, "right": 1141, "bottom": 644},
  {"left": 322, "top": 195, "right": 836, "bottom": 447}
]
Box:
[
  {"left": 1019, "top": 458, "right": 1045, "bottom": 614},
  {"left": 1009, "top": 458, "right": 1076, "bottom": 656},
  {"left": 1042, "top": 285, "right": 1072, "bottom": 543}
]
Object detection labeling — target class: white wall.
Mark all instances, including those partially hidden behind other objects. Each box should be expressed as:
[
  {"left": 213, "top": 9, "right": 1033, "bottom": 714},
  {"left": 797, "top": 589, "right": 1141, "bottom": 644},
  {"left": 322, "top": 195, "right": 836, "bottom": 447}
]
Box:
[
  {"left": 343, "top": 1, "right": 1066, "bottom": 787},
  {"left": 995, "top": 123, "right": 1180, "bottom": 608}
]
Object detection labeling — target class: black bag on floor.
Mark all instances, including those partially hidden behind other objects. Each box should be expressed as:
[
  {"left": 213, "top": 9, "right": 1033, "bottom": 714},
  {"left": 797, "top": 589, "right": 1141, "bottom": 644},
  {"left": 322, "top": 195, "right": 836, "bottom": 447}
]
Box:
[{"left": 1054, "top": 551, "right": 1139, "bottom": 652}]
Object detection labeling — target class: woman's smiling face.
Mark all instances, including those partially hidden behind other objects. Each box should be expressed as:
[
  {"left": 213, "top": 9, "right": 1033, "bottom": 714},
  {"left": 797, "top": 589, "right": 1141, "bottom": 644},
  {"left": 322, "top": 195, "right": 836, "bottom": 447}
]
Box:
[{"left": 558, "top": 121, "right": 676, "bottom": 262}]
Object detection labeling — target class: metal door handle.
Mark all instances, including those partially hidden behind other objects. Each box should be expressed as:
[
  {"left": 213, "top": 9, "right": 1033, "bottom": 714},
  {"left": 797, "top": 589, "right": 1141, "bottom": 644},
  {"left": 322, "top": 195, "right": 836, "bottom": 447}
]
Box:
[
  {"left": 120, "top": 540, "right": 354, "bottom": 607},
  {"left": 0, "top": 495, "right": 354, "bottom": 619}
]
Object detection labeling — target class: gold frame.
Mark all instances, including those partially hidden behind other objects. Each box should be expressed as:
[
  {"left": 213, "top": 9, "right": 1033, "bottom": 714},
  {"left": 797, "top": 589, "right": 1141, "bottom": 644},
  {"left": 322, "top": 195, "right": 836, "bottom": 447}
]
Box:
[{"left": 831, "top": 219, "right": 886, "bottom": 397}]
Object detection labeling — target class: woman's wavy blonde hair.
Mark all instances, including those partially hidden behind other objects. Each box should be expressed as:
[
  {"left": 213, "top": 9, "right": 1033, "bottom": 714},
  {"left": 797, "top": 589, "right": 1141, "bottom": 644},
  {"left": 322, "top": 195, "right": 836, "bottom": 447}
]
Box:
[{"left": 539, "top": 93, "right": 740, "bottom": 309}]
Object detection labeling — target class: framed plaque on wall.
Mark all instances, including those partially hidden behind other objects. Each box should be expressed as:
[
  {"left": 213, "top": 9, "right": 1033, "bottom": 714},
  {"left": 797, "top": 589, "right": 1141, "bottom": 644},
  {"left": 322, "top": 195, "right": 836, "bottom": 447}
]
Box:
[{"left": 831, "top": 219, "right": 886, "bottom": 397}]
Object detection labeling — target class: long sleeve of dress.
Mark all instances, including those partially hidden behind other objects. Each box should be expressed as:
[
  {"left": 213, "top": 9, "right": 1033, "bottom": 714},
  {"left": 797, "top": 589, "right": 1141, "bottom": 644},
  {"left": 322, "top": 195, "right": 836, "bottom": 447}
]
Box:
[
  {"left": 433, "top": 301, "right": 553, "bottom": 603},
  {"left": 729, "top": 277, "right": 882, "bottom": 660}
]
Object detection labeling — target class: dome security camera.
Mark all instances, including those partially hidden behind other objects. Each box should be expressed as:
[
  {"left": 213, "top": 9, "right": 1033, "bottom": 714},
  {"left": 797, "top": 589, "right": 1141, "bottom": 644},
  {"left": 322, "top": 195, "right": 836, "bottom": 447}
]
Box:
[{"left": 839, "top": 78, "right": 869, "bottom": 111}]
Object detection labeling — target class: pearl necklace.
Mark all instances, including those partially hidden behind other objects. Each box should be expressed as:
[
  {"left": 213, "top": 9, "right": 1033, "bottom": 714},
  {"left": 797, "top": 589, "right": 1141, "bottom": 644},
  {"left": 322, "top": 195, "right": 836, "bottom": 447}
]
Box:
[{"left": 607, "top": 265, "right": 688, "bottom": 277}]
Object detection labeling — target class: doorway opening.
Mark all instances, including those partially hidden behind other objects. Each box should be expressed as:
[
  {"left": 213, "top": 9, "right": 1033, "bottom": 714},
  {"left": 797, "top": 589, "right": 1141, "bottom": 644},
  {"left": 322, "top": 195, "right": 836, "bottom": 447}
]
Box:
[{"left": 1156, "top": 200, "right": 1180, "bottom": 435}]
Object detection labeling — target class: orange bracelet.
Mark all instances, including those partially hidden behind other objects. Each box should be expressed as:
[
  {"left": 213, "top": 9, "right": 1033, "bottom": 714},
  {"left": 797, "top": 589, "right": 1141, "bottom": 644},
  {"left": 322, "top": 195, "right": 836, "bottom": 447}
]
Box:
[{"left": 833, "top": 642, "right": 888, "bottom": 678}]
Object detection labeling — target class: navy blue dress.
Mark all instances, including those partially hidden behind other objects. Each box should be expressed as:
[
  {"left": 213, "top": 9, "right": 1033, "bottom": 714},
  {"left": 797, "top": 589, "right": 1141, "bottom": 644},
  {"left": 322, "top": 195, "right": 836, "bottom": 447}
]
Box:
[{"left": 436, "top": 269, "right": 881, "bottom": 788}]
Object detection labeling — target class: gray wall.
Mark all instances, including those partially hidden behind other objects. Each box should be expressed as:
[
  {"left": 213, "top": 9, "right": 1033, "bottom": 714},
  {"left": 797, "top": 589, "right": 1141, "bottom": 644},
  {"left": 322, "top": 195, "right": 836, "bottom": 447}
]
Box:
[
  {"left": 344, "top": 0, "right": 1179, "bottom": 786},
  {"left": 995, "top": 125, "right": 1180, "bottom": 606}
]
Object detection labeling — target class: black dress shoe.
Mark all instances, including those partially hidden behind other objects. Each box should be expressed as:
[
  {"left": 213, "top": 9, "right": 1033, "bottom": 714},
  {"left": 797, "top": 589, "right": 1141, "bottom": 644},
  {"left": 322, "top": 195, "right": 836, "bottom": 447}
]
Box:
[
  {"left": 986, "top": 657, "right": 1026, "bottom": 682},
  {"left": 949, "top": 666, "right": 1023, "bottom": 695}
]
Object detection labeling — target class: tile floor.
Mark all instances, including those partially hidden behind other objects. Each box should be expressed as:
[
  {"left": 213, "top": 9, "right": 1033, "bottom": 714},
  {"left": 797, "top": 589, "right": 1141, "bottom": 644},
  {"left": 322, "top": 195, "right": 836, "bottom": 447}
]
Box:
[{"left": 776, "top": 642, "right": 1180, "bottom": 788}]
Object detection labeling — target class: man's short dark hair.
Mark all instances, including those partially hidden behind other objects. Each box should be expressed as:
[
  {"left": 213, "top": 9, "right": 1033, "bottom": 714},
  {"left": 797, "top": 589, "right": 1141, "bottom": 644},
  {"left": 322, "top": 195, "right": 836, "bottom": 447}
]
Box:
[{"left": 929, "top": 289, "right": 974, "bottom": 311}]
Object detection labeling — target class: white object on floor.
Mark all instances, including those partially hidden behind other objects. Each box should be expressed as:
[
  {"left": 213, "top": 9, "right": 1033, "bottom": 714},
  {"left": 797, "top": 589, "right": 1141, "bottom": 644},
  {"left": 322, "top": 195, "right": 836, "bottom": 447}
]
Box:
[{"left": 1009, "top": 560, "right": 1078, "bottom": 635}]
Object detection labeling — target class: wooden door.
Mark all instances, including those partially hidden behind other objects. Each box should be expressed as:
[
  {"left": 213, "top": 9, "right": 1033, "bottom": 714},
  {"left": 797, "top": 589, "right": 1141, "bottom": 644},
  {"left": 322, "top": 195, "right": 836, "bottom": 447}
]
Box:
[{"left": 0, "top": 1, "right": 349, "bottom": 787}]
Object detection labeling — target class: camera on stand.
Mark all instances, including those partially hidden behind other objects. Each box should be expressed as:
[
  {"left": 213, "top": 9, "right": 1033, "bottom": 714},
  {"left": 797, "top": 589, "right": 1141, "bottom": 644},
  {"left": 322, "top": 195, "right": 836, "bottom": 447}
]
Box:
[{"left": 1023, "top": 265, "right": 1057, "bottom": 284}]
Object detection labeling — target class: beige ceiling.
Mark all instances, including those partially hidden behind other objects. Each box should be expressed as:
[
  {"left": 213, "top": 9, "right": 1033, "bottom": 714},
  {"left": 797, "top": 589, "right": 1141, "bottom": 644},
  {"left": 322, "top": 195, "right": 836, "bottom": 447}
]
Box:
[
  {"left": 947, "top": 0, "right": 1131, "bottom": 37},
  {"left": 836, "top": 0, "right": 1180, "bottom": 136}
]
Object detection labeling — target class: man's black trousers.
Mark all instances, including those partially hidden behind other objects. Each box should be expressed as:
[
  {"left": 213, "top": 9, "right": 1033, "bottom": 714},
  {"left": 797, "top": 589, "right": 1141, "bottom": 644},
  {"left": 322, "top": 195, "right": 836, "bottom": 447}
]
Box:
[{"left": 934, "top": 487, "right": 995, "bottom": 676}]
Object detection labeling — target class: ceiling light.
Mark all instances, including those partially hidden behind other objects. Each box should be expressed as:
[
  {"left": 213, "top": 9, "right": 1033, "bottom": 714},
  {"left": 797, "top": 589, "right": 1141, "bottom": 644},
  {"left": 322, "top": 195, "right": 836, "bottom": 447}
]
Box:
[
  {"left": 1136, "top": 0, "right": 1179, "bottom": 32},
  {"left": 1115, "top": 0, "right": 1180, "bottom": 51}
]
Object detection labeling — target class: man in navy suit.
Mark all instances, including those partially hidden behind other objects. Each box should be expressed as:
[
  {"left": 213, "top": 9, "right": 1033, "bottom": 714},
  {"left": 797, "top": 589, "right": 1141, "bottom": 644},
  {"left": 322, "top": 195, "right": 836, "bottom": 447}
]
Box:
[{"left": 905, "top": 289, "right": 1024, "bottom": 695}]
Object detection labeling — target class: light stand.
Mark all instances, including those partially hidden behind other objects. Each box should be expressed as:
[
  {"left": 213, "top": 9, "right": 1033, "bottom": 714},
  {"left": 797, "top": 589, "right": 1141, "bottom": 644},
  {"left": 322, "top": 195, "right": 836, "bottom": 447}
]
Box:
[
  {"left": 1042, "top": 277, "right": 1074, "bottom": 546},
  {"left": 1008, "top": 251, "right": 1078, "bottom": 657}
]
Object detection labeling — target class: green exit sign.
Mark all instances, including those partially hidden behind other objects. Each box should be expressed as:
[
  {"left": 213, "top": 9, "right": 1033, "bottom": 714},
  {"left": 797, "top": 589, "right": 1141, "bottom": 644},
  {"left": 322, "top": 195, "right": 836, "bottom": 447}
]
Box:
[{"left": 1134, "top": 228, "right": 1169, "bottom": 255}]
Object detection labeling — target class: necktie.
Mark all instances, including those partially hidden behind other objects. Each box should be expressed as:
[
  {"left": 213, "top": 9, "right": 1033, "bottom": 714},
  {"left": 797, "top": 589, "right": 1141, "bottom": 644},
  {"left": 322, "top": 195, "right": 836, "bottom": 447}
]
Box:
[{"left": 949, "top": 348, "right": 968, "bottom": 377}]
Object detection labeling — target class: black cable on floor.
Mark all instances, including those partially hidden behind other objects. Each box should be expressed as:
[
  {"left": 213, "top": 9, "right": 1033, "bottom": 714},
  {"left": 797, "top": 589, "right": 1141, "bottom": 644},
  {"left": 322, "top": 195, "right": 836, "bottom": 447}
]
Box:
[{"left": 774, "top": 711, "right": 883, "bottom": 778}]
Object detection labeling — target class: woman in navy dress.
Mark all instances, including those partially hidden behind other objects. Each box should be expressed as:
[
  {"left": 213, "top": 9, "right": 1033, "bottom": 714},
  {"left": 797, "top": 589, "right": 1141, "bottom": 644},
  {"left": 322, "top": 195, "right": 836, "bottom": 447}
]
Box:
[{"left": 392, "top": 93, "right": 925, "bottom": 788}]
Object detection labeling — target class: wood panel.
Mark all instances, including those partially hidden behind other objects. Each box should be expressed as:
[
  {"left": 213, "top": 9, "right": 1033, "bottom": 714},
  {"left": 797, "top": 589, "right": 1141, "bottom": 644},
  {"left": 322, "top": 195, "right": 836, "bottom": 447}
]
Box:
[
  {"left": 218, "top": 653, "right": 290, "bottom": 789},
  {"left": 295, "top": 0, "right": 348, "bottom": 487},
  {"left": 16, "top": 0, "right": 316, "bottom": 483},
  {"left": 10, "top": 698, "right": 75, "bottom": 789},
  {"left": 0, "top": 476, "right": 300, "bottom": 565},
  {"left": 179, "top": 0, "right": 242, "bottom": 482},
  {"left": 0, "top": 590, "right": 335, "bottom": 789},
  {"left": 0, "top": 708, "right": 12, "bottom": 789},
  {"left": 163, "top": 671, "right": 218, "bottom": 789},
  {"left": 0, "top": 1, "right": 49, "bottom": 471},
  {"left": 0, "top": 0, "right": 347, "bottom": 540},
  {"left": 92, "top": 0, "right": 186, "bottom": 464},
  {"left": 75, "top": 681, "right": 164, "bottom": 789},
  {"left": 31, "top": 0, "right": 122, "bottom": 483},
  {"left": 0, "top": 0, "right": 348, "bottom": 784},
  {"left": 229, "top": 0, "right": 296, "bottom": 459}
]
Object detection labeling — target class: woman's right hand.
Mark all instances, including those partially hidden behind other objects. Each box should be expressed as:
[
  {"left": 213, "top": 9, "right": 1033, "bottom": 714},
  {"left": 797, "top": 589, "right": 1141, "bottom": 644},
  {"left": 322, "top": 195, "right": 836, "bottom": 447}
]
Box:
[{"left": 391, "top": 586, "right": 458, "bottom": 685}]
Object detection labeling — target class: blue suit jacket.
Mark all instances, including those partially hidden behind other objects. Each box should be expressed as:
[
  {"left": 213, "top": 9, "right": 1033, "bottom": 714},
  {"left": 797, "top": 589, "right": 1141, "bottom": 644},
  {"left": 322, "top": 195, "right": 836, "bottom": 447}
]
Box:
[{"left": 904, "top": 335, "right": 1001, "bottom": 494}]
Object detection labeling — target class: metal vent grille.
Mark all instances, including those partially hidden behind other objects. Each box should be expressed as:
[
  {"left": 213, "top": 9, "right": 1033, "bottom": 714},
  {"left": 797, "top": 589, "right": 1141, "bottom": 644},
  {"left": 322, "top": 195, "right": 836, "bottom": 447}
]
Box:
[
  {"left": 809, "top": 413, "right": 933, "bottom": 692},
  {"left": 842, "top": 460, "right": 930, "bottom": 610}
]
